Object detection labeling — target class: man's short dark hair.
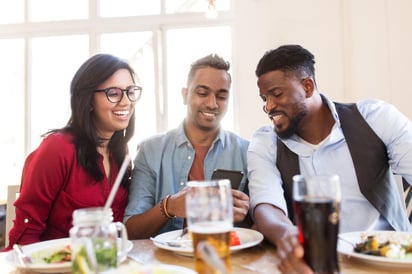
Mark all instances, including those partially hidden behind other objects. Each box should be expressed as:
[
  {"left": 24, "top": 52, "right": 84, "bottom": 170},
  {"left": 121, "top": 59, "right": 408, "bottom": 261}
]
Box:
[
  {"left": 187, "top": 54, "right": 231, "bottom": 86},
  {"left": 255, "top": 44, "right": 316, "bottom": 79}
]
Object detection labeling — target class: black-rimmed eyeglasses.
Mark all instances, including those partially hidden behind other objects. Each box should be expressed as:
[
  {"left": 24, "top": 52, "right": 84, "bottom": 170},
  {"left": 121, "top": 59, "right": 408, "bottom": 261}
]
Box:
[{"left": 94, "top": 85, "right": 142, "bottom": 103}]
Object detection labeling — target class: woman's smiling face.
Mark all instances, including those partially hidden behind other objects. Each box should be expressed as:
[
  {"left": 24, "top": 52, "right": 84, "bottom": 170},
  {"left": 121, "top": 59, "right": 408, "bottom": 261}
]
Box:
[{"left": 92, "top": 68, "right": 136, "bottom": 139}]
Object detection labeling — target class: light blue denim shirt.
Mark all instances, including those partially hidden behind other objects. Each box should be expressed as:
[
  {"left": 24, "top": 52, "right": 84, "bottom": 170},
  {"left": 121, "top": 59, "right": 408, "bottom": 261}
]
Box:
[
  {"left": 248, "top": 95, "right": 412, "bottom": 233},
  {"left": 124, "top": 122, "right": 249, "bottom": 234}
]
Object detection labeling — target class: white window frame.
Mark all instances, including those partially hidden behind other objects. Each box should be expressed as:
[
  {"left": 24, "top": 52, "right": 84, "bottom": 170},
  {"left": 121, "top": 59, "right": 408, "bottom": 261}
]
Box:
[
  {"left": 0, "top": 0, "right": 234, "bottom": 151},
  {"left": 0, "top": 0, "right": 235, "bottom": 200}
]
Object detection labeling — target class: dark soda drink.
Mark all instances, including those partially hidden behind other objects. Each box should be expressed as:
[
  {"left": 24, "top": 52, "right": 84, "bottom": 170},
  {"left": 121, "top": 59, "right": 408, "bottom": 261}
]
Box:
[{"left": 294, "top": 197, "right": 340, "bottom": 274}]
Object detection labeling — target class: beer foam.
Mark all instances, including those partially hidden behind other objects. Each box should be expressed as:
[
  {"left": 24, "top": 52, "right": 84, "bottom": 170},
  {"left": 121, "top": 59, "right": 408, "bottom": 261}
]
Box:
[{"left": 190, "top": 221, "right": 232, "bottom": 234}]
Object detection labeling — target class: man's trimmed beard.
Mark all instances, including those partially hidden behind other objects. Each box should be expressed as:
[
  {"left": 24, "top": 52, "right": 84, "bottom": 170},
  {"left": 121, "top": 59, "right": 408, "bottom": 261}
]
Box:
[{"left": 275, "top": 103, "right": 307, "bottom": 139}]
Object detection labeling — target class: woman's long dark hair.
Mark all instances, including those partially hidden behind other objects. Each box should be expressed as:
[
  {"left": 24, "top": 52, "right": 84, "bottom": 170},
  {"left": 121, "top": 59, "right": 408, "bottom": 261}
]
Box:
[{"left": 48, "top": 54, "right": 135, "bottom": 186}]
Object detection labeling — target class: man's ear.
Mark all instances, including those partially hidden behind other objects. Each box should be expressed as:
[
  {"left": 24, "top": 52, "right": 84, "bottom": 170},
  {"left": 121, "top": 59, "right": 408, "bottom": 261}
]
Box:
[
  {"left": 302, "top": 77, "right": 315, "bottom": 98},
  {"left": 181, "top": 87, "right": 188, "bottom": 105}
]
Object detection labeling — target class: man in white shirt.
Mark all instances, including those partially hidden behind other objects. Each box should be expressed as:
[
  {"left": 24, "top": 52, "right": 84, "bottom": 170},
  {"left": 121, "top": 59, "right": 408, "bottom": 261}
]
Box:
[{"left": 248, "top": 44, "right": 412, "bottom": 274}]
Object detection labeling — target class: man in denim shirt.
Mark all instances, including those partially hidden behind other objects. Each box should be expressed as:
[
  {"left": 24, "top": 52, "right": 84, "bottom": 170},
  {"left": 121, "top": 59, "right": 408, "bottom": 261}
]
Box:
[{"left": 125, "top": 54, "right": 250, "bottom": 239}]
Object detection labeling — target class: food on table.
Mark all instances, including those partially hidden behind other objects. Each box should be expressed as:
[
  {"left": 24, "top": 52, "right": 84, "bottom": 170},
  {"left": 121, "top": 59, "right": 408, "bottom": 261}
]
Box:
[
  {"left": 44, "top": 245, "right": 72, "bottom": 263},
  {"left": 230, "top": 230, "right": 241, "bottom": 246},
  {"left": 31, "top": 244, "right": 71, "bottom": 264},
  {"left": 75, "top": 252, "right": 93, "bottom": 274},
  {"left": 72, "top": 239, "right": 117, "bottom": 274},
  {"left": 187, "top": 229, "right": 241, "bottom": 246},
  {"left": 354, "top": 234, "right": 412, "bottom": 259}
]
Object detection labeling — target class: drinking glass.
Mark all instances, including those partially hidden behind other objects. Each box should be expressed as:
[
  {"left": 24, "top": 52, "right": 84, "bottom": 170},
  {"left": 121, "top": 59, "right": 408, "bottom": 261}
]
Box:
[
  {"left": 69, "top": 207, "right": 129, "bottom": 273},
  {"left": 186, "top": 179, "right": 233, "bottom": 274},
  {"left": 293, "top": 175, "right": 341, "bottom": 274}
]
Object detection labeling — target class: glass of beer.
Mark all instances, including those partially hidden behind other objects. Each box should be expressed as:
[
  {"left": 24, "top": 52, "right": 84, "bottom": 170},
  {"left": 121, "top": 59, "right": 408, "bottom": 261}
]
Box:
[
  {"left": 293, "top": 175, "right": 341, "bottom": 274},
  {"left": 186, "top": 179, "right": 233, "bottom": 274}
]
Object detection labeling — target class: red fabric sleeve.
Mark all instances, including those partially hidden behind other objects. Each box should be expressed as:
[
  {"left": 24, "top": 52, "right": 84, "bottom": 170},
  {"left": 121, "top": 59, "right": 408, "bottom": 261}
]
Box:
[{"left": 8, "top": 133, "right": 75, "bottom": 246}]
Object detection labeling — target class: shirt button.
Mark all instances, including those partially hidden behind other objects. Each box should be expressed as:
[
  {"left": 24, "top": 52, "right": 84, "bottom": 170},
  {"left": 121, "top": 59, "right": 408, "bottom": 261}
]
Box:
[
  {"left": 180, "top": 182, "right": 185, "bottom": 186},
  {"left": 24, "top": 218, "right": 29, "bottom": 223},
  {"left": 187, "top": 156, "right": 192, "bottom": 160}
]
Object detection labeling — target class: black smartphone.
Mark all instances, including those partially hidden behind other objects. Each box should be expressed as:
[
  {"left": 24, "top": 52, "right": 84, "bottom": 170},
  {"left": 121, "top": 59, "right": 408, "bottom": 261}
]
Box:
[{"left": 211, "top": 169, "right": 244, "bottom": 189}]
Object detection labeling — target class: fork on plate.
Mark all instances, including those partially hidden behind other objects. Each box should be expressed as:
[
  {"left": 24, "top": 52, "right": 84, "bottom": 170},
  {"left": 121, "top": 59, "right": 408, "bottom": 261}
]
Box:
[
  {"left": 13, "top": 244, "right": 33, "bottom": 266},
  {"left": 176, "top": 227, "right": 188, "bottom": 240},
  {"left": 150, "top": 237, "right": 192, "bottom": 248}
]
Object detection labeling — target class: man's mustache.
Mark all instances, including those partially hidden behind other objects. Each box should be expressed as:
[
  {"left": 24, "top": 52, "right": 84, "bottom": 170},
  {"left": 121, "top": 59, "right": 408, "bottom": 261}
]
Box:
[{"left": 264, "top": 107, "right": 285, "bottom": 120}]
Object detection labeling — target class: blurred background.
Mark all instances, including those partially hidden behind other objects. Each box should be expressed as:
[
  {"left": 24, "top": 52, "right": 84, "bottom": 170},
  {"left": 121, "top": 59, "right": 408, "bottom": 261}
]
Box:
[{"left": 0, "top": 0, "right": 411, "bottom": 245}]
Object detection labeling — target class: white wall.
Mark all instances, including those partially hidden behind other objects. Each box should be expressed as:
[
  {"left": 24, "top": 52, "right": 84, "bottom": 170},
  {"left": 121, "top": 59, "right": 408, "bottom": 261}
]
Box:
[{"left": 232, "top": 0, "right": 412, "bottom": 139}]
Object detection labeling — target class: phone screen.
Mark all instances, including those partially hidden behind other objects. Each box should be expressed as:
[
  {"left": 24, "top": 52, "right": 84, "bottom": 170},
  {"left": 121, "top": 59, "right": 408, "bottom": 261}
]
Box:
[{"left": 211, "top": 169, "right": 244, "bottom": 189}]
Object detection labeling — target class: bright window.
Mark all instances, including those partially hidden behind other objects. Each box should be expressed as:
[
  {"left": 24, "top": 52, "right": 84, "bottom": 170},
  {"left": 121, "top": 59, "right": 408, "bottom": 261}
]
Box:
[
  {"left": 0, "top": 39, "right": 25, "bottom": 197},
  {"left": 30, "top": 35, "right": 89, "bottom": 148},
  {"left": 30, "top": 0, "right": 88, "bottom": 21},
  {"left": 99, "top": 0, "right": 160, "bottom": 17},
  {"left": 0, "top": 0, "right": 233, "bottom": 200},
  {"left": 0, "top": 0, "right": 24, "bottom": 24}
]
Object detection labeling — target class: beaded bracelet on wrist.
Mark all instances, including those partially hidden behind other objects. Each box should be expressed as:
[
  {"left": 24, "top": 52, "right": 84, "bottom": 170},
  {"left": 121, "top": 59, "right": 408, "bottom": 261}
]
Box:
[
  {"left": 160, "top": 195, "right": 176, "bottom": 219},
  {"left": 159, "top": 197, "right": 168, "bottom": 219},
  {"left": 163, "top": 195, "right": 176, "bottom": 218}
]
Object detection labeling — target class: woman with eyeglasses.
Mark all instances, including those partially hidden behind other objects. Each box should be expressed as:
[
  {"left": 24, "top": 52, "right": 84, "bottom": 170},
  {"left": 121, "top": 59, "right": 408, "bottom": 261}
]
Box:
[{"left": 4, "top": 53, "right": 141, "bottom": 250}]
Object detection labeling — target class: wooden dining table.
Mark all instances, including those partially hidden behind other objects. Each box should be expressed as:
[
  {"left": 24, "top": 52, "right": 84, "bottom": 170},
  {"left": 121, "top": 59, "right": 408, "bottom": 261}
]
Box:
[{"left": 0, "top": 239, "right": 411, "bottom": 273}]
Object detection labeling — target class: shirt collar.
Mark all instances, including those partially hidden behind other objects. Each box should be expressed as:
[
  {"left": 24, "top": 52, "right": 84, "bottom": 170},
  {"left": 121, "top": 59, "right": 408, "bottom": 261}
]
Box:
[
  {"left": 320, "top": 93, "right": 341, "bottom": 127},
  {"left": 279, "top": 93, "right": 343, "bottom": 156},
  {"left": 176, "top": 121, "right": 225, "bottom": 148}
]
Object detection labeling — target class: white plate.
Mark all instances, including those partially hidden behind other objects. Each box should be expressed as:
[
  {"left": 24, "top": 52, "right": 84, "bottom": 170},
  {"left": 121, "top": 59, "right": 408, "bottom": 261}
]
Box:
[
  {"left": 5, "top": 237, "right": 133, "bottom": 273},
  {"left": 152, "top": 227, "right": 264, "bottom": 257},
  {"left": 338, "top": 231, "right": 412, "bottom": 268},
  {"left": 102, "top": 264, "right": 197, "bottom": 274}
]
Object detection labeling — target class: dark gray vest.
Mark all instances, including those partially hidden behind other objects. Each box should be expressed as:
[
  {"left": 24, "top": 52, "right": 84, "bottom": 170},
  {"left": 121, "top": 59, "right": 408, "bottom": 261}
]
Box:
[{"left": 276, "top": 102, "right": 410, "bottom": 231}]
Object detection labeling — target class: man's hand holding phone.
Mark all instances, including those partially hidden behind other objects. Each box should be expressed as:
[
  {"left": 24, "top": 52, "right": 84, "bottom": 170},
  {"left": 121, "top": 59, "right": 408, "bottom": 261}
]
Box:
[
  {"left": 211, "top": 169, "right": 249, "bottom": 223},
  {"left": 211, "top": 169, "right": 244, "bottom": 189}
]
